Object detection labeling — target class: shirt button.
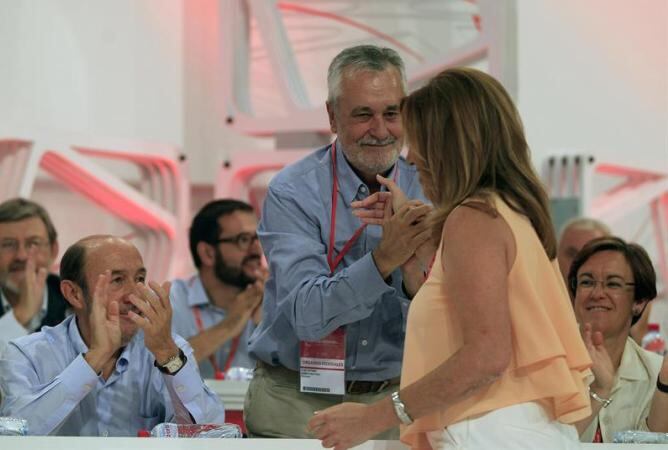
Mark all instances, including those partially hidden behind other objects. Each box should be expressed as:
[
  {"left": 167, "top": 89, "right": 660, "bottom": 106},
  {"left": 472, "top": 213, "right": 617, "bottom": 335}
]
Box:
[
  {"left": 101, "top": 430, "right": 108, "bottom": 437},
  {"left": 360, "top": 186, "right": 368, "bottom": 193},
  {"left": 176, "top": 385, "right": 185, "bottom": 392},
  {"left": 84, "top": 384, "right": 93, "bottom": 392},
  {"left": 361, "top": 339, "right": 368, "bottom": 346}
]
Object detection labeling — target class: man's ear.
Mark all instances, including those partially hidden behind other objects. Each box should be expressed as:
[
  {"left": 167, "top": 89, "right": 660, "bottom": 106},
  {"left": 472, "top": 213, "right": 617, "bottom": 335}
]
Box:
[
  {"left": 60, "top": 280, "right": 85, "bottom": 310},
  {"left": 197, "top": 241, "right": 216, "bottom": 268},
  {"left": 326, "top": 102, "right": 338, "bottom": 134}
]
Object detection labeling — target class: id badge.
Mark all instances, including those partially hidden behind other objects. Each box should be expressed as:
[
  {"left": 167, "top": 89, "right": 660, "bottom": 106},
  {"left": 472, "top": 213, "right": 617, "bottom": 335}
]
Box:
[{"left": 299, "top": 327, "right": 346, "bottom": 395}]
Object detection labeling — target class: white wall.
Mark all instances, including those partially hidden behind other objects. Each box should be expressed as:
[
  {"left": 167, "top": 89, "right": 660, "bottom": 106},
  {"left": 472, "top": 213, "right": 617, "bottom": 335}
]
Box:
[
  {"left": 0, "top": 0, "right": 666, "bottom": 274},
  {"left": 0, "top": 0, "right": 183, "bottom": 143},
  {"left": 517, "top": 0, "right": 667, "bottom": 171}
]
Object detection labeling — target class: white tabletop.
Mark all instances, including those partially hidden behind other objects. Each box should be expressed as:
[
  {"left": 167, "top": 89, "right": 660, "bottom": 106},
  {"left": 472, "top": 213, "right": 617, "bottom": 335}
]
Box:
[
  {"left": 0, "top": 436, "right": 661, "bottom": 449},
  {"left": 204, "top": 379, "right": 249, "bottom": 410}
]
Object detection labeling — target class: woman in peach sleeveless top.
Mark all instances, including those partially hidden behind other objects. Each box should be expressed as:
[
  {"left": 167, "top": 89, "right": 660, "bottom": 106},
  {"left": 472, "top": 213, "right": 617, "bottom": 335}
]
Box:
[{"left": 308, "top": 67, "right": 592, "bottom": 449}]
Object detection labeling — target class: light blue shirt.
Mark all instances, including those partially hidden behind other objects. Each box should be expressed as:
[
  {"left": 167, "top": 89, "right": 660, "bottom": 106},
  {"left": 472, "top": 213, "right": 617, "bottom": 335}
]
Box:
[
  {"left": 248, "top": 143, "right": 426, "bottom": 381},
  {"left": 170, "top": 275, "right": 256, "bottom": 378},
  {"left": 0, "top": 315, "right": 225, "bottom": 436}
]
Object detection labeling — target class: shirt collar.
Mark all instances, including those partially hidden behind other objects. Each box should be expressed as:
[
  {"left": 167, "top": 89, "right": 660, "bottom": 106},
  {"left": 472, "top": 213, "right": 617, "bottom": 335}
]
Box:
[
  {"left": 334, "top": 140, "right": 399, "bottom": 205},
  {"left": 68, "top": 315, "right": 90, "bottom": 355},
  {"left": 617, "top": 337, "right": 651, "bottom": 382},
  {"left": 186, "top": 275, "right": 210, "bottom": 308}
]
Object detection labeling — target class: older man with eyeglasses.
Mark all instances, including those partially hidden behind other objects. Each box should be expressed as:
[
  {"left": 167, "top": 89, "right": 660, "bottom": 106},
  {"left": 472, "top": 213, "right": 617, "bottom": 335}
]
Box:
[
  {"left": 169, "top": 199, "right": 267, "bottom": 379},
  {"left": 0, "top": 198, "right": 69, "bottom": 353}
]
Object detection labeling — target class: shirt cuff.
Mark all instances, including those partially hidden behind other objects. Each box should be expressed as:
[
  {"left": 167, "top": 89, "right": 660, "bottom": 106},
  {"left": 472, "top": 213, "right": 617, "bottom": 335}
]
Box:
[
  {"left": 59, "top": 354, "right": 100, "bottom": 402},
  {"left": 347, "top": 252, "right": 396, "bottom": 308},
  {"left": 162, "top": 358, "right": 205, "bottom": 420}
]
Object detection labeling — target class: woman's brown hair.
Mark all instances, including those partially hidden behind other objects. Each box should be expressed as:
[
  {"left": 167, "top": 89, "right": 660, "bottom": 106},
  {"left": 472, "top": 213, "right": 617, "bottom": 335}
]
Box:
[{"left": 402, "top": 67, "right": 557, "bottom": 258}]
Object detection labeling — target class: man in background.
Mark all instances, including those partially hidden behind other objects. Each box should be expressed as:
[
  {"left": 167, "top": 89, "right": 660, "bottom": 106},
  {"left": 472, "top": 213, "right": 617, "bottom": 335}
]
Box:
[
  {"left": 0, "top": 198, "right": 68, "bottom": 353},
  {"left": 170, "top": 199, "right": 266, "bottom": 379},
  {"left": 557, "top": 217, "right": 611, "bottom": 286}
]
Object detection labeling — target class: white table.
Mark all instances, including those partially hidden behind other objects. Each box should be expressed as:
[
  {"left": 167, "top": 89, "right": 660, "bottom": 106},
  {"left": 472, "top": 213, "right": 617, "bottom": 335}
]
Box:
[
  {"left": 0, "top": 436, "right": 660, "bottom": 449},
  {"left": 204, "top": 379, "right": 249, "bottom": 411}
]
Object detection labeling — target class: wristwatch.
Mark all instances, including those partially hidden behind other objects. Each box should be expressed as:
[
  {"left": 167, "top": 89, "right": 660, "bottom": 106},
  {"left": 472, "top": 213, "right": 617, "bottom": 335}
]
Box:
[
  {"left": 154, "top": 349, "right": 187, "bottom": 375},
  {"left": 391, "top": 391, "right": 413, "bottom": 425}
]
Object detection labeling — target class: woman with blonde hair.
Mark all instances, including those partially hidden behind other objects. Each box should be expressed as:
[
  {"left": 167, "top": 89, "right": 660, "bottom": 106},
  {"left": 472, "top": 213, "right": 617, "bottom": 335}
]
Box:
[{"left": 308, "top": 67, "right": 593, "bottom": 449}]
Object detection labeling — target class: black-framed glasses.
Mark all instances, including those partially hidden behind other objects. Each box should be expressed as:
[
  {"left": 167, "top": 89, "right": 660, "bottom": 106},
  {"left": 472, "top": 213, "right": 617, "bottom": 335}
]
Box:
[
  {"left": 214, "top": 232, "right": 259, "bottom": 251},
  {"left": 575, "top": 277, "right": 635, "bottom": 294}
]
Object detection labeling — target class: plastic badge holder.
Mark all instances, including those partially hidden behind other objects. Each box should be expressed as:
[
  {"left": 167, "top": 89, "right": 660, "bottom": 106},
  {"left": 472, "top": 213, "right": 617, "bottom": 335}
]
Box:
[
  {"left": 0, "top": 417, "right": 28, "bottom": 436},
  {"left": 150, "top": 423, "right": 242, "bottom": 438},
  {"left": 613, "top": 430, "right": 668, "bottom": 444}
]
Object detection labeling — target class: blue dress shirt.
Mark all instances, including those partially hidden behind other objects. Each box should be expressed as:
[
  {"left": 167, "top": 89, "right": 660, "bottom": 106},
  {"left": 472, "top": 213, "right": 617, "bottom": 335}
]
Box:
[
  {"left": 248, "top": 142, "right": 426, "bottom": 381},
  {"left": 170, "top": 275, "right": 256, "bottom": 378},
  {"left": 0, "top": 315, "right": 225, "bottom": 436}
]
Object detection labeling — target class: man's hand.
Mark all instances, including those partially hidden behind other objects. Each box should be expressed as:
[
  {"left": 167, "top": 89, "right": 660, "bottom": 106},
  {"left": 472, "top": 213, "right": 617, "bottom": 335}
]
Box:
[
  {"left": 351, "top": 174, "right": 408, "bottom": 225},
  {"left": 84, "top": 271, "right": 123, "bottom": 373},
  {"left": 11, "top": 257, "right": 48, "bottom": 327},
  {"left": 128, "top": 281, "right": 179, "bottom": 364},
  {"left": 250, "top": 266, "right": 268, "bottom": 325},
  {"left": 372, "top": 201, "right": 432, "bottom": 279},
  {"left": 223, "top": 277, "right": 265, "bottom": 335}
]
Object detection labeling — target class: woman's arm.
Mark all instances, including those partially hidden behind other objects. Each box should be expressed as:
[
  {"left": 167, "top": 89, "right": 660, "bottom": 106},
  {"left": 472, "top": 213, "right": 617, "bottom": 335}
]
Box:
[
  {"left": 647, "top": 356, "right": 668, "bottom": 431},
  {"left": 309, "top": 203, "right": 516, "bottom": 449},
  {"left": 394, "top": 203, "right": 514, "bottom": 418},
  {"left": 573, "top": 323, "right": 615, "bottom": 435}
]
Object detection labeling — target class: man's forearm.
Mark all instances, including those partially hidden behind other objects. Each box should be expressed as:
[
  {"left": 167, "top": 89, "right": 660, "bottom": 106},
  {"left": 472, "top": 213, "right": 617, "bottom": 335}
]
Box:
[
  {"left": 1, "top": 355, "right": 98, "bottom": 435},
  {"left": 188, "top": 320, "right": 242, "bottom": 363}
]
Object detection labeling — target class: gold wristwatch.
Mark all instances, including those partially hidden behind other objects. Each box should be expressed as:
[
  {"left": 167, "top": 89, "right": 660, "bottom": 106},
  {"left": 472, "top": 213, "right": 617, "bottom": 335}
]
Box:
[{"left": 155, "top": 349, "right": 187, "bottom": 375}]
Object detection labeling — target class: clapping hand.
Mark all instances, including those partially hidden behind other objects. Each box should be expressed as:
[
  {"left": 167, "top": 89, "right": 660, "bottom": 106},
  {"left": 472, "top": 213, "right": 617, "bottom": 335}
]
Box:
[
  {"left": 582, "top": 323, "right": 614, "bottom": 396},
  {"left": 128, "top": 280, "right": 179, "bottom": 364},
  {"left": 11, "top": 256, "right": 48, "bottom": 327},
  {"left": 84, "top": 271, "right": 123, "bottom": 372}
]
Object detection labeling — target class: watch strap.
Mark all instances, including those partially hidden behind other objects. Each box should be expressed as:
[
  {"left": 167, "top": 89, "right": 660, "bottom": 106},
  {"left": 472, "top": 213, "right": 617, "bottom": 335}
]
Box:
[{"left": 657, "top": 376, "right": 668, "bottom": 394}]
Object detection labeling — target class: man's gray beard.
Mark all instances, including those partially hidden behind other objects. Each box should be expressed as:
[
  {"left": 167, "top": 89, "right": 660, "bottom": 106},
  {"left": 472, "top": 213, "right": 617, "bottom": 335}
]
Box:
[{"left": 342, "top": 147, "right": 400, "bottom": 177}]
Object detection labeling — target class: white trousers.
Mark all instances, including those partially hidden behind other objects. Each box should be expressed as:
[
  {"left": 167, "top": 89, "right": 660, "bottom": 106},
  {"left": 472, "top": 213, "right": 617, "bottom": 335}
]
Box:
[{"left": 426, "top": 402, "right": 580, "bottom": 450}]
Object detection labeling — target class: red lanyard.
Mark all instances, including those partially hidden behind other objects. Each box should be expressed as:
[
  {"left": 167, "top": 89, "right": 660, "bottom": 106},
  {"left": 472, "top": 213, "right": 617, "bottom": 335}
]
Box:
[
  {"left": 327, "top": 142, "right": 398, "bottom": 274},
  {"left": 192, "top": 307, "right": 240, "bottom": 380}
]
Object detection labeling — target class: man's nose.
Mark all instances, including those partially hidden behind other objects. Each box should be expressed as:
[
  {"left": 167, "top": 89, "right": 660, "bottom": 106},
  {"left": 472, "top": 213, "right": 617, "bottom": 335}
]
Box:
[
  {"left": 14, "top": 244, "right": 30, "bottom": 260},
  {"left": 369, "top": 115, "right": 390, "bottom": 139}
]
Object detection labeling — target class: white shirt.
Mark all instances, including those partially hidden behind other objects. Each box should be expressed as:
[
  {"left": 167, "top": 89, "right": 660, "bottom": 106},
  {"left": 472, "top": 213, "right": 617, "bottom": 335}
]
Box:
[{"left": 0, "top": 286, "right": 48, "bottom": 354}]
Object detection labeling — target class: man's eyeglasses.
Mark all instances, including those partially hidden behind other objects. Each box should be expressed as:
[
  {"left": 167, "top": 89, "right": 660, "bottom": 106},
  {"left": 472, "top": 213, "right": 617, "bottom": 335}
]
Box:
[
  {"left": 214, "top": 232, "right": 259, "bottom": 251},
  {"left": 0, "top": 238, "right": 51, "bottom": 255},
  {"left": 575, "top": 277, "right": 635, "bottom": 294}
]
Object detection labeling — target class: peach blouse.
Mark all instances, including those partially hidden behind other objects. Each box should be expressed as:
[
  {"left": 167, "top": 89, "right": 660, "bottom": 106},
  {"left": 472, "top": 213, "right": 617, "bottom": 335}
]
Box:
[{"left": 400, "top": 195, "right": 592, "bottom": 449}]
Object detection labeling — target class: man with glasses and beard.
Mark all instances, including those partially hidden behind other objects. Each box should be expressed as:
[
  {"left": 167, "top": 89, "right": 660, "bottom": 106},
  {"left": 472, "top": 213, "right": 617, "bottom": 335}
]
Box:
[
  {"left": 0, "top": 198, "right": 68, "bottom": 354},
  {"left": 170, "top": 199, "right": 266, "bottom": 379}
]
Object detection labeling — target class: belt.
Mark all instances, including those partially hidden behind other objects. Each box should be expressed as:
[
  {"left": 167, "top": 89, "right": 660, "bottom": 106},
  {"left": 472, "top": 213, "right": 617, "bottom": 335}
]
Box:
[
  {"left": 345, "top": 378, "right": 400, "bottom": 395},
  {"left": 256, "top": 360, "right": 399, "bottom": 395}
]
